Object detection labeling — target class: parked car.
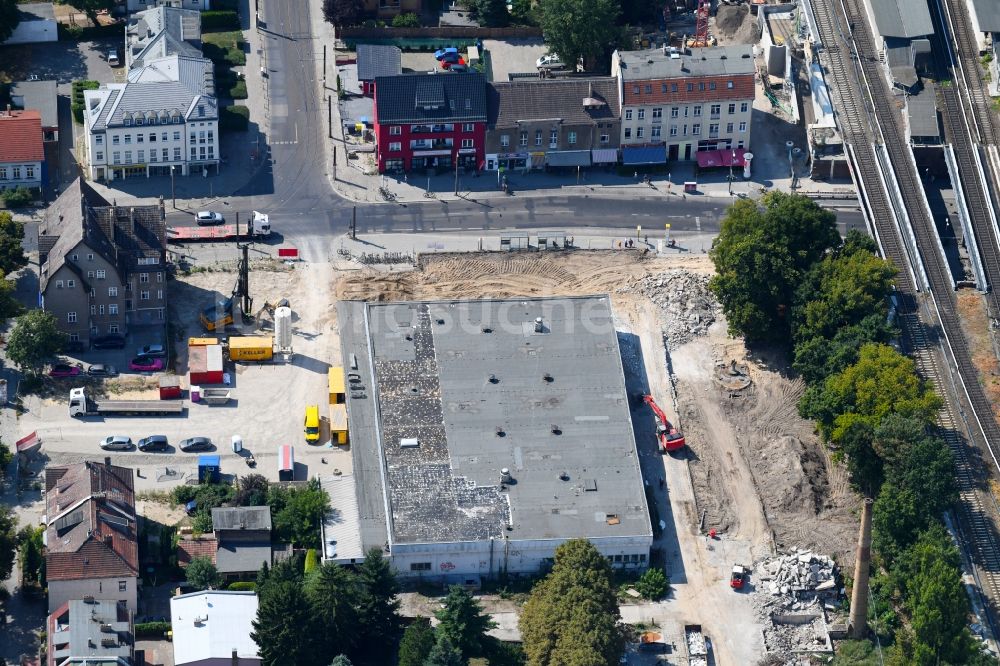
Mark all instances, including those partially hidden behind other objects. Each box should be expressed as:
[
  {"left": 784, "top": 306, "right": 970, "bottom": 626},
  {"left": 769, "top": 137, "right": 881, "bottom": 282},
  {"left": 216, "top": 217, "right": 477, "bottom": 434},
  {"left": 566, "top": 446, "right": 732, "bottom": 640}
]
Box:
[
  {"left": 107, "top": 50, "right": 120, "bottom": 66},
  {"left": 179, "top": 436, "right": 213, "bottom": 452},
  {"left": 100, "top": 435, "right": 133, "bottom": 451},
  {"left": 129, "top": 356, "right": 164, "bottom": 372},
  {"left": 87, "top": 364, "right": 119, "bottom": 378},
  {"left": 434, "top": 46, "right": 458, "bottom": 60},
  {"left": 441, "top": 57, "right": 466, "bottom": 70},
  {"left": 92, "top": 334, "right": 127, "bottom": 350},
  {"left": 64, "top": 339, "right": 86, "bottom": 353},
  {"left": 536, "top": 54, "right": 564, "bottom": 69},
  {"left": 449, "top": 64, "right": 469, "bottom": 73},
  {"left": 136, "top": 344, "right": 166, "bottom": 358},
  {"left": 49, "top": 363, "right": 81, "bottom": 378},
  {"left": 440, "top": 51, "right": 461, "bottom": 64},
  {"left": 196, "top": 211, "right": 225, "bottom": 225},
  {"left": 137, "top": 435, "right": 169, "bottom": 452}
]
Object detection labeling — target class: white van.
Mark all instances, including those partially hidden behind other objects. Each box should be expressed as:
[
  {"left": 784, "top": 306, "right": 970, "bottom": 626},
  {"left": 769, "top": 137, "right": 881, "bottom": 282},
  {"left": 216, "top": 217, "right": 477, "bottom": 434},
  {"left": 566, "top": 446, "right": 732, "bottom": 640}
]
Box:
[{"left": 108, "top": 50, "right": 120, "bottom": 66}]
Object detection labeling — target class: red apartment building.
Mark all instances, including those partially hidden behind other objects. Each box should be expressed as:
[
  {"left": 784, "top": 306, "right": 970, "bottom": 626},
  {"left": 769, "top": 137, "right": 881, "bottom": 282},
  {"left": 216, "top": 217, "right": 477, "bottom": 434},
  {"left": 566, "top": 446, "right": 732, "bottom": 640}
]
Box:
[
  {"left": 611, "top": 45, "right": 756, "bottom": 166},
  {"left": 373, "top": 73, "right": 488, "bottom": 173}
]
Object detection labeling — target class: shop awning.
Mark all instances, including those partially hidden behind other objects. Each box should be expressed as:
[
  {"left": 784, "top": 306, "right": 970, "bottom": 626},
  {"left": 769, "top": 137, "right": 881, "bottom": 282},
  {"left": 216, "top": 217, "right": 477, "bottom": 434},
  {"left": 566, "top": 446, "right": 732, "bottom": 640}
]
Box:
[
  {"left": 412, "top": 149, "right": 452, "bottom": 157},
  {"left": 591, "top": 148, "right": 619, "bottom": 163},
  {"left": 622, "top": 146, "right": 666, "bottom": 165},
  {"left": 696, "top": 148, "right": 746, "bottom": 168},
  {"left": 545, "top": 150, "right": 591, "bottom": 167}
]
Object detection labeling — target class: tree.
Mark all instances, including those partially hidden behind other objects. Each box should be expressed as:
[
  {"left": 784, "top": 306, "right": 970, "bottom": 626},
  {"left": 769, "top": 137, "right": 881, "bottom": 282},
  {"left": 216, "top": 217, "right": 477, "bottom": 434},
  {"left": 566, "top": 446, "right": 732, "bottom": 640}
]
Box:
[
  {"left": 305, "top": 561, "right": 362, "bottom": 659},
  {"left": 6, "top": 309, "right": 66, "bottom": 373},
  {"left": 270, "top": 478, "right": 331, "bottom": 548},
  {"left": 520, "top": 539, "right": 624, "bottom": 666},
  {"left": 0, "top": 442, "right": 12, "bottom": 479},
  {"left": 330, "top": 657, "right": 353, "bottom": 666},
  {"left": 0, "top": 0, "right": 20, "bottom": 44},
  {"left": 356, "top": 548, "right": 402, "bottom": 660},
  {"left": 836, "top": 421, "right": 883, "bottom": 496},
  {"left": 792, "top": 313, "right": 894, "bottom": 386},
  {"left": 435, "top": 585, "right": 496, "bottom": 659},
  {"left": 391, "top": 12, "right": 421, "bottom": 27},
  {"left": 252, "top": 579, "right": 318, "bottom": 666},
  {"left": 322, "top": 0, "right": 363, "bottom": 26},
  {"left": 0, "top": 211, "right": 27, "bottom": 276},
  {"left": 425, "top": 634, "right": 464, "bottom": 666},
  {"left": 798, "top": 343, "right": 942, "bottom": 442},
  {"left": 186, "top": 556, "right": 222, "bottom": 590},
  {"left": 509, "top": 0, "right": 538, "bottom": 25},
  {"left": 474, "top": 0, "right": 510, "bottom": 26},
  {"left": 619, "top": 0, "right": 660, "bottom": 25},
  {"left": 235, "top": 473, "right": 270, "bottom": 507},
  {"left": 0, "top": 506, "right": 18, "bottom": 583},
  {"left": 634, "top": 567, "right": 669, "bottom": 600},
  {"left": 18, "top": 526, "right": 44, "bottom": 587},
  {"left": 63, "top": 0, "right": 115, "bottom": 26},
  {"left": 398, "top": 618, "right": 435, "bottom": 666},
  {"left": 710, "top": 193, "right": 840, "bottom": 343},
  {"left": 538, "top": 0, "right": 623, "bottom": 72},
  {"left": 0, "top": 278, "right": 23, "bottom": 321}
]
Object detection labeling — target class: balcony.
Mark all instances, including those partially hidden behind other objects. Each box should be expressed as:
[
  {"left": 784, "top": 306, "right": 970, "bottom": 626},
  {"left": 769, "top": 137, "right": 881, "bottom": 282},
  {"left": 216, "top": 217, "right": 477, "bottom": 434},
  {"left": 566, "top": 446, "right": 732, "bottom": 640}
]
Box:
[{"left": 411, "top": 140, "right": 454, "bottom": 150}]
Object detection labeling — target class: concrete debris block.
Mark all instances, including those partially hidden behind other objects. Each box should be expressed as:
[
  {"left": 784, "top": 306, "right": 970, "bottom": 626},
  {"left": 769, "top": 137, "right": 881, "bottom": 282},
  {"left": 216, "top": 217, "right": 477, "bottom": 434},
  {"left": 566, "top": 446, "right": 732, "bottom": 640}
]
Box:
[{"left": 615, "top": 271, "right": 719, "bottom": 346}]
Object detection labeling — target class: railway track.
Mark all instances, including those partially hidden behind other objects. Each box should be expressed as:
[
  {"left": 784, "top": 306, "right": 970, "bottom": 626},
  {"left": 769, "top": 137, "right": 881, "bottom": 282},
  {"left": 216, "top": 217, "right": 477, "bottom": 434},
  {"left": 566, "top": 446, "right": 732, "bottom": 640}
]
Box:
[
  {"left": 941, "top": 0, "right": 1000, "bottom": 147},
  {"left": 810, "top": 0, "right": 1000, "bottom": 631}
]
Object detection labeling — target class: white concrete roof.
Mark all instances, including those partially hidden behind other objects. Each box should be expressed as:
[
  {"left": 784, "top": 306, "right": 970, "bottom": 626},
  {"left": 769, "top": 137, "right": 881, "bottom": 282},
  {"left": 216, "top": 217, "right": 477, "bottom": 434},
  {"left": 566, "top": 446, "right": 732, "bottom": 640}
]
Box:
[
  {"left": 170, "top": 591, "right": 260, "bottom": 665},
  {"left": 320, "top": 474, "right": 364, "bottom": 564}
]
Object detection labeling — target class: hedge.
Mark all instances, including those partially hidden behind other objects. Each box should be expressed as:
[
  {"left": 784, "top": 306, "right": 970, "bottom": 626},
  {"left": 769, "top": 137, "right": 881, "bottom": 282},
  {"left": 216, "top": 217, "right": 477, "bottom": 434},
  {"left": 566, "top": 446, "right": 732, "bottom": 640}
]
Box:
[
  {"left": 71, "top": 80, "right": 100, "bottom": 124},
  {"left": 228, "top": 581, "right": 256, "bottom": 591},
  {"left": 0, "top": 187, "right": 38, "bottom": 208},
  {"left": 228, "top": 80, "right": 247, "bottom": 99},
  {"left": 220, "top": 105, "right": 249, "bottom": 132},
  {"left": 134, "top": 621, "right": 171, "bottom": 638},
  {"left": 58, "top": 22, "right": 124, "bottom": 41},
  {"left": 202, "top": 10, "right": 241, "bottom": 32},
  {"left": 203, "top": 34, "right": 246, "bottom": 67}
]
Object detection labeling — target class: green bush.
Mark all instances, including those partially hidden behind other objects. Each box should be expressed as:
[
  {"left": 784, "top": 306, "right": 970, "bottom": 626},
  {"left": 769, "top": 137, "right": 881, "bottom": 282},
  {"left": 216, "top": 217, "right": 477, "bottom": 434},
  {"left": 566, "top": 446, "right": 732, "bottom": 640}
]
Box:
[
  {"left": 71, "top": 80, "right": 100, "bottom": 124},
  {"left": 228, "top": 581, "right": 256, "bottom": 591},
  {"left": 220, "top": 105, "right": 249, "bottom": 132},
  {"left": 58, "top": 22, "right": 123, "bottom": 41},
  {"left": 0, "top": 188, "right": 37, "bottom": 208},
  {"left": 135, "top": 621, "right": 171, "bottom": 638},
  {"left": 634, "top": 567, "right": 669, "bottom": 600},
  {"left": 228, "top": 79, "right": 248, "bottom": 99},
  {"left": 392, "top": 12, "right": 421, "bottom": 27},
  {"left": 202, "top": 32, "right": 246, "bottom": 67},
  {"left": 201, "top": 10, "right": 241, "bottom": 31}
]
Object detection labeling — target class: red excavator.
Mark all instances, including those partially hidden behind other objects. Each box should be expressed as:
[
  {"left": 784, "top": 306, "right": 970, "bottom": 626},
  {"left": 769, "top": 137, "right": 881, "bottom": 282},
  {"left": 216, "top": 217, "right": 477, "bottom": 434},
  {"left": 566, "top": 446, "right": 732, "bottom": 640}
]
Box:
[{"left": 642, "top": 394, "right": 685, "bottom": 452}]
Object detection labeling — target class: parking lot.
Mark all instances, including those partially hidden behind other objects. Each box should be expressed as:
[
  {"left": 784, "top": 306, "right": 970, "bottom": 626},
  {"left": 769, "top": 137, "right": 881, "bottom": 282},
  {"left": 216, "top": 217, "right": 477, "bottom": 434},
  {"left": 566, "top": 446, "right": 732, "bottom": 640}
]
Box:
[
  {"left": 483, "top": 38, "right": 549, "bottom": 81},
  {"left": 0, "top": 38, "right": 121, "bottom": 87},
  {"left": 16, "top": 259, "right": 351, "bottom": 493}
]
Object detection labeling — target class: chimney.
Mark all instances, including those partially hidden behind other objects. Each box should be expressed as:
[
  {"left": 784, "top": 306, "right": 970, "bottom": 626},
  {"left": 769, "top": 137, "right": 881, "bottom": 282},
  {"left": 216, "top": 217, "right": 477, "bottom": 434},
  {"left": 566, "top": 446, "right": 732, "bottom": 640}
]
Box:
[
  {"left": 848, "top": 498, "right": 874, "bottom": 639},
  {"left": 232, "top": 649, "right": 239, "bottom": 666}
]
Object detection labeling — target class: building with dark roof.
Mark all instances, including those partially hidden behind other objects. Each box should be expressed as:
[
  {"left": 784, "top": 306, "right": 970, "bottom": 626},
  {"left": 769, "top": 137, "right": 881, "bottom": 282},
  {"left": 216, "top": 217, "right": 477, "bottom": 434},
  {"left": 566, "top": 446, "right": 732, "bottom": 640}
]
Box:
[
  {"left": 336, "top": 296, "right": 653, "bottom": 584},
  {"left": 866, "top": 0, "right": 933, "bottom": 39},
  {"left": 45, "top": 459, "right": 139, "bottom": 613},
  {"left": 861, "top": 0, "right": 934, "bottom": 89},
  {"left": 485, "top": 77, "right": 621, "bottom": 171},
  {"left": 126, "top": 6, "right": 202, "bottom": 70},
  {"left": 357, "top": 44, "right": 402, "bottom": 97},
  {"left": 38, "top": 178, "right": 167, "bottom": 345},
  {"left": 612, "top": 45, "right": 755, "bottom": 165},
  {"left": 47, "top": 598, "right": 134, "bottom": 666},
  {"left": 211, "top": 507, "right": 273, "bottom": 578},
  {"left": 0, "top": 108, "right": 45, "bottom": 191},
  {"left": 373, "top": 73, "right": 488, "bottom": 173},
  {"left": 2, "top": 2, "right": 57, "bottom": 45},
  {"left": 10, "top": 80, "right": 59, "bottom": 142}
]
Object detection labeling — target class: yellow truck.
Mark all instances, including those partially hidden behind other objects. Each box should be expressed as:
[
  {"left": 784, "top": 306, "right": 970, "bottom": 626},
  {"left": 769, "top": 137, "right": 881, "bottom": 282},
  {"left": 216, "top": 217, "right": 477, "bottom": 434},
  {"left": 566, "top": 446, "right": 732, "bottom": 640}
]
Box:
[
  {"left": 228, "top": 336, "right": 274, "bottom": 362},
  {"left": 330, "top": 403, "right": 348, "bottom": 445},
  {"left": 328, "top": 366, "right": 346, "bottom": 404},
  {"left": 304, "top": 405, "right": 320, "bottom": 443}
]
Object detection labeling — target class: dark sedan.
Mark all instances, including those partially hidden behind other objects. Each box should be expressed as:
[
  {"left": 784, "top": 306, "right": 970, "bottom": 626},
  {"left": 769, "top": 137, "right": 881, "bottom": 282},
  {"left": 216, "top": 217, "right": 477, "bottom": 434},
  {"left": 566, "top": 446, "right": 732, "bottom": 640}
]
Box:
[
  {"left": 178, "top": 436, "right": 213, "bottom": 452},
  {"left": 138, "top": 435, "right": 169, "bottom": 452}
]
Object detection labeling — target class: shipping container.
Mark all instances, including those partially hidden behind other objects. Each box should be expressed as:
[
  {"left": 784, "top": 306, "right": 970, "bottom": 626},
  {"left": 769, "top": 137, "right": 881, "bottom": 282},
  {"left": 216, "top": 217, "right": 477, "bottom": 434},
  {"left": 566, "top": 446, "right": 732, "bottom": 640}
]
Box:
[
  {"left": 189, "top": 344, "right": 224, "bottom": 385},
  {"left": 188, "top": 337, "right": 219, "bottom": 347},
  {"left": 228, "top": 336, "right": 274, "bottom": 362},
  {"left": 328, "top": 366, "right": 345, "bottom": 404},
  {"left": 330, "top": 403, "right": 348, "bottom": 444},
  {"left": 278, "top": 444, "right": 294, "bottom": 481},
  {"left": 158, "top": 375, "right": 182, "bottom": 400}
]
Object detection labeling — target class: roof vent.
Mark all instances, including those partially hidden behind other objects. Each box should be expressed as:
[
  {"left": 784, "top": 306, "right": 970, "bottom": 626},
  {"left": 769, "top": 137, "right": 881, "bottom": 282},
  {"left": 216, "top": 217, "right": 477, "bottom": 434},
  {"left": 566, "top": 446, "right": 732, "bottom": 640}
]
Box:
[
  {"left": 436, "top": 318, "right": 445, "bottom": 325},
  {"left": 481, "top": 326, "right": 492, "bottom": 333},
  {"left": 83, "top": 595, "right": 96, "bottom": 604},
  {"left": 534, "top": 317, "right": 545, "bottom": 333},
  {"left": 488, "top": 374, "right": 500, "bottom": 384},
  {"left": 400, "top": 438, "right": 420, "bottom": 448},
  {"left": 495, "top": 427, "right": 506, "bottom": 438},
  {"left": 194, "top": 615, "right": 207, "bottom": 625},
  {"left": 551, "top": 425, "right": 562, "bottom": 435},
  {"left": 500, "top": 468, "right": 513, "bottom": 484},
  {"left": 559, "top": 471, "right": 570, "bottom": 481},
  {"left": 542, "top": 373, "right": 554, "bottom": 383}
]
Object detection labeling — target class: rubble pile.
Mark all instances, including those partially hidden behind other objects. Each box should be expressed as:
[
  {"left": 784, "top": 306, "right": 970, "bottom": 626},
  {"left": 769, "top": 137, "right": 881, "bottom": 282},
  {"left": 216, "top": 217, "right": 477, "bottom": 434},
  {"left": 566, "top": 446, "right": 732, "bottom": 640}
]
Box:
[
  {"left": 751, "top": 548, "right": 840, "bottom": 654},
  {"left": 618, "top": 271, "right": 719, "bottom": 346}
]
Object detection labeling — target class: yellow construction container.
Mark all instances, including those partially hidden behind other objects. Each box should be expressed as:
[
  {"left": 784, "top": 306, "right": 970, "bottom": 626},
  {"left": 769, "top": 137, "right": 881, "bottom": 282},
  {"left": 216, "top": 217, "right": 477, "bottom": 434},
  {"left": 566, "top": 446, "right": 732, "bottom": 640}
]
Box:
[
  {"left": 329, "top": 366, "right": 346, "bottom": 404},
  {"left": 228, "top": 336, "right": 274, "bottom": 362},
  {"left": 188, "top": 337, "right": 219, "bottom": 347},
  {"left": 330, "top": 403, "right": 348, "bottom": 445}
]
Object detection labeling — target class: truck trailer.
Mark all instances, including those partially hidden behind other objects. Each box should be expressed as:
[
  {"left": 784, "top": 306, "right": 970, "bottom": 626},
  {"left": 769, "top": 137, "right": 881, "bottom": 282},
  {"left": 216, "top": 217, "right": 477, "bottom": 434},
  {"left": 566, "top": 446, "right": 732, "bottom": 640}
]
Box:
[
  {"left": 227, "top": 336, "right": 274, "bottom": 362},
  {"left": 167, "top": 211, "right": 271, "bottom": 243},
  {"left": 69, "top": 387, "right": 184, "bottom": 417}
]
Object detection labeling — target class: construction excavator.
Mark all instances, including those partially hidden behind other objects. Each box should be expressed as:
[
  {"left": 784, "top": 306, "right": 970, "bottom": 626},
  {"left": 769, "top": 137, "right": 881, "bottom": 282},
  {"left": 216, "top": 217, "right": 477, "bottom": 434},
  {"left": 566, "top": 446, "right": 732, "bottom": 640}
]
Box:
[{"left": 642, "top": 394, "right": 686, "bottom": 452}]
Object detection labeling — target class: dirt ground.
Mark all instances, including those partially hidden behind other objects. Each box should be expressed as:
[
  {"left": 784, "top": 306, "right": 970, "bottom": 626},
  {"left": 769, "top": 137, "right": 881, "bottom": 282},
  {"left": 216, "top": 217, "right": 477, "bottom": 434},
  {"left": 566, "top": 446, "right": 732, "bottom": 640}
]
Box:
[
  {"left": 956, "top": 291, "right": 1000, "bottom": 425},
  {"left": 713, "top": 5, "right": 762, "bottom": 46}
]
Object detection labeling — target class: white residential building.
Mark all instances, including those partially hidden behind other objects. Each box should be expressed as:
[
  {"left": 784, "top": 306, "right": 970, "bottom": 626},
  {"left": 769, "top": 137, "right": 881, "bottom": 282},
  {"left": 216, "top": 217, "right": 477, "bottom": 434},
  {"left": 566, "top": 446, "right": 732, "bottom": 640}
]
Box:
[
  {"left": 83, "top": 54, "right": 219, "bottom": 182},
  {"left": 126, "top": 6, "right": 202, "bottom": 70},
  {"left": 126, "top": 0, "right": 211, "bottom": 13}
]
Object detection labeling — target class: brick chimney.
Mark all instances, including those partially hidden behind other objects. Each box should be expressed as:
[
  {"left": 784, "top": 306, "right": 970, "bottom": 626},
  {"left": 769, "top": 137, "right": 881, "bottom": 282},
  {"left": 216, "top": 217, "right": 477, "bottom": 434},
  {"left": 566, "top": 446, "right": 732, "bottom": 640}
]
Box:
[{"left": 848, "top": 498, "right": 874, "bottom": 639}]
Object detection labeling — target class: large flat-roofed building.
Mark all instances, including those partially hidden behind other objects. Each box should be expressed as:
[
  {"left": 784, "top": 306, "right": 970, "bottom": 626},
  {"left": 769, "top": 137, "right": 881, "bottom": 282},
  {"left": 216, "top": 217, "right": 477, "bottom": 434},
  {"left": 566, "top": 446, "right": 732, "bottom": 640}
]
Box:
[{"left": 336, "top": 295, "right": 652, "bottom": 583}]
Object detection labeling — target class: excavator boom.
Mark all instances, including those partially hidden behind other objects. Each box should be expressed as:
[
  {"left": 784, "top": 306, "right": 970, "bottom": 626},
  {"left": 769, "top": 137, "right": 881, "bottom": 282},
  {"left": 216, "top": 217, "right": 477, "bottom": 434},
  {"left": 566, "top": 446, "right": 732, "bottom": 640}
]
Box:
[{"left": 642, "top": 394, "right": 686, "bottom": 452}]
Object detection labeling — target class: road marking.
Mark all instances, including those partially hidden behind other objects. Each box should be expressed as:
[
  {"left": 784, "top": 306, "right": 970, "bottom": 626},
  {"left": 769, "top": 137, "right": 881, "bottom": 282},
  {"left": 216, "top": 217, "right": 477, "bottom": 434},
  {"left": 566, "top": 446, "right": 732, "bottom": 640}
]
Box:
[{"left": 696, "top": 216, "right": 701, "bottom": 231}]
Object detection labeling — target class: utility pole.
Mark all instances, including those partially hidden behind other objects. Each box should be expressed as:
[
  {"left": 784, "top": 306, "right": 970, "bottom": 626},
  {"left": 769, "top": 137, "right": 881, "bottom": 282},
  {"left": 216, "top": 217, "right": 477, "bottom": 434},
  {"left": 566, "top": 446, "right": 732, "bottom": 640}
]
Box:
[
  {"left": 332, "top": 146, "right": 337, "bottom": 181},
  {"left": 170, "top": 165, "right": 176, "bottom": 208},
  {"left": 454, "top": 156, "right": 459, "bottom": 195},
  {"left": 351, "top": 206, "right": 357, "bottom": 240},
  {"left": 328, "top": 96, "right": 332, "bottom": 139},
  {"left": 323, "top": 44, "right": 327, "bottom": 84}
]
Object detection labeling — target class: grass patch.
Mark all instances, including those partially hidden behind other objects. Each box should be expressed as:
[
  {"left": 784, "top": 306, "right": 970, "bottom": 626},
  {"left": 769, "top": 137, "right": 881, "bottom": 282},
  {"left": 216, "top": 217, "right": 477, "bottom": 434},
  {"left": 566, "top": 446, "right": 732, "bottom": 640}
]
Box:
[
  {"left": 220, "top": 105, "right": 249, "bottom": 132},
  {"left": 202, "top": 31, "right": 246, "bottom": 67}
]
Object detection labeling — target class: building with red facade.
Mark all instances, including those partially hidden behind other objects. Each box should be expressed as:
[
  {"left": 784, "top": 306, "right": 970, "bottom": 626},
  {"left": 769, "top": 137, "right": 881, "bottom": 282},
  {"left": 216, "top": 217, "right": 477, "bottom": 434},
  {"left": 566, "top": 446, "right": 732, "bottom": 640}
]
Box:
[
  {"left": 611, "top": 45, "right": 756, "bottom": 166},
  {"left": 373, "top": 73, "right": 488, "bottom": 174}
]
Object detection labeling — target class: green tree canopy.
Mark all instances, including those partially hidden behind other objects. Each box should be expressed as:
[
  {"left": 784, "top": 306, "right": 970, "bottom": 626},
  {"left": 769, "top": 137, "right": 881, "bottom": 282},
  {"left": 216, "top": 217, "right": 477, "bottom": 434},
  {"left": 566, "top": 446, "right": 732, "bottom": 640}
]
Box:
[
  {"left": 435, "top": 585, "right": 496, "bottom": 659},
  {"left": 0, "top": 0, "right": 21, "bottom": 44},
  {"left": 322, "top": 0, "right": 362, "bottom": 25},
  {"left": 474, "top": 0, "right": 510, "bottom": 26},
  {"left": 234, "top": 473, "right": 270, "bottom": 507},
  {"left": 0, "top": 506, "right": 18, "bottom": 583},
  {"left": 519, "top": 539, "right": 624, "bottom": 665},
  {"left": 304, "top": 561, "right": 362, "bottom": 659},
  {"left": 329, "top": 656, "right": 353, "bottom": 666},
  {"left": 709, "top": 193, "right": 840, "bottom": 343},
  {"left": 185, "top": 556, "right": 221, "bottom": 590},
  {"left": 269, "top": 478, "right": 330, "bottom": 548},
  {"left": 836, "top": 421, "right": 883, "bottom": 496},
  {"left": 251, "top": 579, "right": 317, "bottom": 666},
  {"left": 6, "top": 309, "right": 65, "bottom": 373},
  {"left": 634, "top": 567, "right": 669, "bottom": 600},
  {"left": 356, "top": 549, "right": 402, "bottom": 660},
  {"left": 0, "top": 211, "right": 27, "bottom": 276},
  {"left": 799, "top": 343, "right": 942, "bottom": 441},
  {"left": 398, "top": 617, "right": 435, "bottom": 666},
  {"left": 425, "top": 633, "right": 464, "bottom": 666},
  {"left": 537, "top": 0, "right": 623, "bottom": 72},
  {"left": 792, "top": 313, "right": 895, "bottom": 386}
]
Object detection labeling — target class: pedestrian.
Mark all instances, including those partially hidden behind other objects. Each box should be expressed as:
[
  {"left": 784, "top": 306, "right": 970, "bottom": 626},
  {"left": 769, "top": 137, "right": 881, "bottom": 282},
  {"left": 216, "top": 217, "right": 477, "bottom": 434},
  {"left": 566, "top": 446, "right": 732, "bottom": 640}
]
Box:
[
  {"left": 634, "top": 171, "right": 638, "bottom": 179},
  {"left": 618, "top": 241, "right": 623, "bottom": 249}
]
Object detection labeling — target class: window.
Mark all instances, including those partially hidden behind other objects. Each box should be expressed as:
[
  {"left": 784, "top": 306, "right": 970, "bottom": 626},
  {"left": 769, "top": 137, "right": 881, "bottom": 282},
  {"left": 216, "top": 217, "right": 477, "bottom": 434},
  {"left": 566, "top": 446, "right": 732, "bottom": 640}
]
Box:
[
  {"left": 87, "top": 254, "right": 94, "bottom": 261},
  {"left": 69, "top": 334, "right": 79, "bottom": 342},
  {"left": 173, "top": 131, "right": 181, "bottom": 141},
  {"left": 465, "top": 99, "right": 471, "bottom": 109},
  {"left": 99, "top": 304, "right": 105, "bottom": 315},
  {"left": 624, "top": 127, "right": 632, "bottom": 139},
  {"left": 124, "top": 151, "right": 132, "bottom": 164},
  {"left": 67, "top": 279, "right": 75, "bottom": 288},
  {"left": 124, "top": 135, "right": 131, "bottom": 144},
  {"left": 140, "top": 290, "right": 150, "bottom": 300},
  {"left": 693, "top": 105, "right": 702, "bottom": 117},
  {"left": 461, "top": 139, "right": 474, "bottom": 148},
  {"left": 71, "top": 254, "right": 78, "bottom": 262},
  {"left": 112, "top": 136, "right": 120, "bottom": 145},
  {"left": 156, "top": 290, "right": 163, "bottom": 300},
  {"left": 109, "top": 304, "right": 118, "bottom": 315},
  {"left": 671, "top": 107, "right": 679, "bottom": 118},
  {"left": 535, "top": 130, "right": 542, "bottom": 146},
  {"left": 90, "top": 305, "right": 96, "bottom": 315},
  {"left": 740, "top": 102, "right": 749, "bottom": 113},
  {"left": 410, "top": 562, "right": 431, "bottom": 572},
  {"left": 125, "top": 118, "right": 133, "bottom": 127},
  {"left": 12, "top": 167, "right": 20, "bottom": 180},
  {"left": 138, "top": 150, "right": 144, "bottom": 162},
  {"left": 136, "top": 117, "right": 144, "bottom": 126},
  {"left": 519, "top": 132, "right": 528, "bottom": 147},
  {"left": 189, "top": 133, "right": 196, "bottom": 143},
  {"left": 96, "top": 135, "right": 104, "bottom": 146},
  {"left": 150, "top": 152, "right": 157, "bottom": 162},
  {"left": 389, "top": 126, "right": 401, "bottom": 136},
  {"left": 710, "top": 104, "right": 721, "bottom": 117},
  {"left": 109, "top": 287, "right": 118, "bottom": 297},
  {"left": 112, "top": 151, "right": 121, "bottom": 164},
  {"left": 198, "top": 105, "right": 205, "bottom": 117},
  {"left": 651, "top": 126, "right": 661, "bottom": 138},
  {"left": 686, "top": 83, "right": 693, "bottom": 92},
  {"left": 661, "top": 83, "right": 667, "bottom": 93},
  {"left": 683, "top": 124, "right": 688, "bottom": 135},
  {"left": 638, "top": 109, "right": 645, "bottom": 120},
  {"left": 671, "top": 83, "right": 678, "bottom": 92},
  {"left": 500, "top": 134, "right": 510, "bottom": 148},
  {"left": 208, "top": 147, "right": 215, "bottom": 158},
  {"left": 96, "top": 270, "right": 106, "bottom": 279},
  {"left": 737, "top": 121, "right": 748, "bottom": 132},
  {"left": 150, "top": 133, "right": 157, "bottom": 142},
  {"left": 600, "top": 133, "right": 609, "bottom": 143},
  {"left": 644, "top": 84, "right": 652, "bottom": 94},
  {"left": 119, "top": 581, "right": 127, "bottom": 592},
  {"left": 624, "top": 109, "right": 633, "bottom": 120},
  {"left": 125, "top": 299, "right": 132, "bottom": 311},
  {"left": 139, "top": 273, "right": 149, "bottom": 284},
  {"left": 726, "top": 123, "right": 734, "bottom": 133},
  {"left": 549, "top": 130, "right": 558, "bottom": 148},
  {"left": 388, "top": 142, "right": 402, "bottom": 152},
  {"left": 56, "top": 280, "right": 64, "bottom": 289},
  {"left": 87, "top": 271, "right": 95, "bottom": 278},
  {"left": 669, "top": 125, "right": 678, "bottom": 137},
  {"left": 632, "top": 85, "right": 639, "bottom": 94},
  {"left": 709, "top": 123, "right": 719, "bottom": 137},
  {"left": 96, "top": 151, "right": 104, "bottom": 161},
  {"left": 67, "top": 312, "right": 77, "bottom": 323},
  {"left": 136, "top": 134, "right": 144, "bottom": 143},
  {"left": 636, "top": 127, "right": 644, "bottom": 138},
  {"left": 190, "top": 147, "right": 197, "bottom": 159},
  {"left": 698, "top": 82, "right": 705, "bottom": 91},
  {"left": 110, "top": 324, "right": 120, "bottom": 333},
  {"left": 652, "top": 108, "right": 662, "bottom": 119},
  {"left": 567, "top": 131, "right": 577, "bottom": 144},
  {"left": 728, "top": 103, "right": 736, "bottom": 114},
  {"left": 174, "top": 148, "right": 181, "bottom": 160},
  {"left": 738, "top": 139, "right": 745, "bottom": 149},
  {"left": 162, "top": 132, "right": 169, "bottom": 141},
  {"left": 162, "top": 149, "right": 169, "bottom": 160},
  {"left": 25, "top": 165, "right": 35, "bottom": 179},
  {"left": 614, "top": 554, "right": 623, "bottom": 563},
  {"left": 463, "top": 123, "right": 474, "bottom": 132},
  {"left": 692, "top": 124, "right": 701, "bottom": 135},
  {"left": 710, "top": 81, "right": 716, "bottom": 90},
  {"left": 0, "top": 168, "right": 5, "bottom": 180},
  {"left": 727, "top": 80, "right": 734, "bottom": 88}
]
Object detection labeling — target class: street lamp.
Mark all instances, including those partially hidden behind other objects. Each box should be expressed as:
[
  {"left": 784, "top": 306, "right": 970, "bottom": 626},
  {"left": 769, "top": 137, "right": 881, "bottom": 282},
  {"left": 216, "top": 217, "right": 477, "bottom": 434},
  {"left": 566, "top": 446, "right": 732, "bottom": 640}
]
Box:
[
  {"left": 170, "top": 165, "right": 176, "bottom": 208},
  {"left": 728, "top": 148, "right": 736, "bottom": 195}
]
